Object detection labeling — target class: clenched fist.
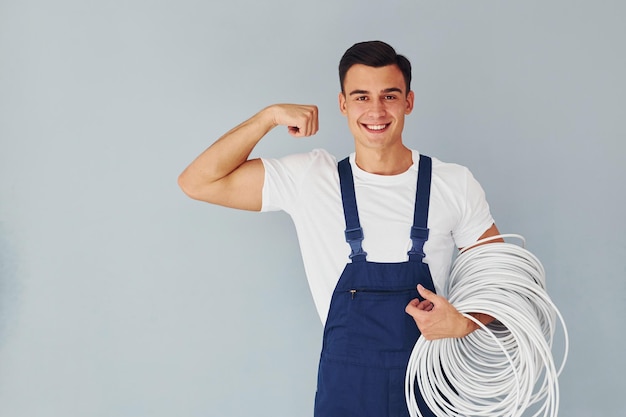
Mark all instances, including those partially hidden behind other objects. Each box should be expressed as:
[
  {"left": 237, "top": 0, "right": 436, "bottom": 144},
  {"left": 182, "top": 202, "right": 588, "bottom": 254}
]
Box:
[{"left": 268, "top": 104, "right": 319, "bottom": 137}]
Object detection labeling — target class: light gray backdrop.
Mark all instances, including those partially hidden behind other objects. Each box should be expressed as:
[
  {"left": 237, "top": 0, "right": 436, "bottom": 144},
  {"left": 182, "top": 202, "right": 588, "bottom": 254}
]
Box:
[{"left": 1, "top": 0, "right": 624, "bottom": 416}]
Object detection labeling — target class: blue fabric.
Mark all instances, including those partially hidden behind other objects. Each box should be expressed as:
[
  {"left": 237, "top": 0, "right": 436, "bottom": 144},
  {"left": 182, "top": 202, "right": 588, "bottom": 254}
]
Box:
[
  {"left": 314, "top": 156, "right": 436, "bottom": 417},
  {"left": 338, "top": 158, "right": 367, "bottom": 261}
]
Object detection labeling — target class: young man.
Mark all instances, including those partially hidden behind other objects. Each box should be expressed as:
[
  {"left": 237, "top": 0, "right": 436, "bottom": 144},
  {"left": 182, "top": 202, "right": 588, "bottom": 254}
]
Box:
[{"left": 179, "top": 41, "right": 500, "bottom": 417}]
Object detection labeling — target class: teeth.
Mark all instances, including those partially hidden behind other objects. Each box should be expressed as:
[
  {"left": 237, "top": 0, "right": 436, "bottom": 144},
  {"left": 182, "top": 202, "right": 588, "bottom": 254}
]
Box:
[{"left": 366, "top": 124, "right": 387, "bottom": 130}]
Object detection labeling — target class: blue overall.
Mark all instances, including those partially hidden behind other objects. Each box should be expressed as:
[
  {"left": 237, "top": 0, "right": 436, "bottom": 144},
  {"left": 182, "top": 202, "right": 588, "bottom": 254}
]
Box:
[{"left": 314, "top": 155, "right": 437, "bottom": 417}]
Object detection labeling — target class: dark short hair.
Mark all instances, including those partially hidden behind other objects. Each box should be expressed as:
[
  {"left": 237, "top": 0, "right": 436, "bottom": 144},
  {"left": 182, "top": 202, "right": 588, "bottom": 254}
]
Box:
[{"left": 339, "top": 41, "right": 412, "bottom": 94}]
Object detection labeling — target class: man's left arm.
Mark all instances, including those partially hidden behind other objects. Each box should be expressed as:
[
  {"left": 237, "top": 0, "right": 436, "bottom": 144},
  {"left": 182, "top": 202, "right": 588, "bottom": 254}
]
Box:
[{"left": 405, "top": 223, "right": 503, "bottom": 340}]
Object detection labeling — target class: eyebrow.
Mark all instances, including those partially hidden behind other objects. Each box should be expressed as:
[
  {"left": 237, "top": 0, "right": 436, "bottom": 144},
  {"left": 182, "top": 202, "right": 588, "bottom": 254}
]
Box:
[{"left": 348, "top": 87, "right": 404, "bottom": 96}]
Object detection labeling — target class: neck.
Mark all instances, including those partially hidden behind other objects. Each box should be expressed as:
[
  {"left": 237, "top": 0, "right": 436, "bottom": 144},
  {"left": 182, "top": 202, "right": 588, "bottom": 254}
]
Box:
[{"left": 354, "top": 145, "right": 413, "bottom": 175}]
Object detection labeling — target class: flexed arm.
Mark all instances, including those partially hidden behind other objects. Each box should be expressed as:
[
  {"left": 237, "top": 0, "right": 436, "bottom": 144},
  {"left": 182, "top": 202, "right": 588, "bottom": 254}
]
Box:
[{"left": 178, "top": 104, "right": 319, "bottom": 210}]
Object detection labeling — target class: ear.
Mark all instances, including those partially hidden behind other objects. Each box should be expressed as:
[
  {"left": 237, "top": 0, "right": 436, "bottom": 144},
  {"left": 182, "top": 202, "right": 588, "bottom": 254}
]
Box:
[
  {"left": 338, "top": 92, "right": 347, "bottom": 116},
  {"left": 405, "top": 90, "right": 415, "bottom": 115}
]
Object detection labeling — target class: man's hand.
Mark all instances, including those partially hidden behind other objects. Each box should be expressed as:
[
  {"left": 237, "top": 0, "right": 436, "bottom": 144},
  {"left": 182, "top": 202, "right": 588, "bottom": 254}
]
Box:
[
  {"left": 268, "top": 104, "right": 319, "bottom": 137},
  {"left": 405, "top": 284, "right": 476, "bottom": 340},
  {"left": 406, "top": 224, "right": 501, "bottom": 340}
]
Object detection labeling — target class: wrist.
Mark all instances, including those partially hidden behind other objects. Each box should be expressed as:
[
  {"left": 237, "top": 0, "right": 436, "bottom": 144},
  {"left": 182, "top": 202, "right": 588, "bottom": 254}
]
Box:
[
  {"left": 259, "top": 105, "right": 280, "bottom": 129},
  {"left": 464, "top": 313, "right": 495, "bottom": 336},
  {"left": 464, "top": 316, "right": 479, "bottom": 336}
]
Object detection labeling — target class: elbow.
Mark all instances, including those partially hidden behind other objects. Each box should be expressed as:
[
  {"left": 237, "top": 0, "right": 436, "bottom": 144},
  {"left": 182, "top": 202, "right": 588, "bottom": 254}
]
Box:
[
  {"left": 177, "top": 170, "right": 223, "bottom": 204},
  {"left": 177, "top": 171, "right": 203, "bottom": 201}
]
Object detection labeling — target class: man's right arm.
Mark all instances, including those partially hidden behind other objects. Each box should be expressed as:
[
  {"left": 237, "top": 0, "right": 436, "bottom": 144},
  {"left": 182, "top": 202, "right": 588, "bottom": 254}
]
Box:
[{"left": 177, "top": 104, "right": 319, "bottom": 211}]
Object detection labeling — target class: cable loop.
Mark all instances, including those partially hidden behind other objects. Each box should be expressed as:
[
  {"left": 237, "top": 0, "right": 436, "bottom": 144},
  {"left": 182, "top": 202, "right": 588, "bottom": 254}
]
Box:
[{"left": 405, "top": 236, "right": 569, "bottom": 417}]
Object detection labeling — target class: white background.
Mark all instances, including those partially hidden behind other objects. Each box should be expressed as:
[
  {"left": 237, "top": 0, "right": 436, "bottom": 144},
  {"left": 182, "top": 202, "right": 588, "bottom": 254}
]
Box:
[{"left": 1, "top": 1, "right": 624, "bottom": 416}]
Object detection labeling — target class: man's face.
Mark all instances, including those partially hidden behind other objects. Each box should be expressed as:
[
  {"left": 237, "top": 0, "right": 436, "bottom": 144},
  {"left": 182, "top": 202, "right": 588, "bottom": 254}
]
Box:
[{"left": 339, "top": 64, "right": 414, "bottom": 152}]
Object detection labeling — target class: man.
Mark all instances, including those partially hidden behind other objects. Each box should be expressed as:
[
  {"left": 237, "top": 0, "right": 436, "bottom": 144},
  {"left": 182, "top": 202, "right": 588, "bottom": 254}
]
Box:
[{"left": 179, "top": 41, "right": 500, "bottom": 417}]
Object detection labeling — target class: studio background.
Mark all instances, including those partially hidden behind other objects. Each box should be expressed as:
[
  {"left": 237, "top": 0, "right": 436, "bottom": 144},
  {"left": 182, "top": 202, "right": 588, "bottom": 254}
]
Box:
[{"left": 1, "top": 1, "right": 624, "bottom": 416}]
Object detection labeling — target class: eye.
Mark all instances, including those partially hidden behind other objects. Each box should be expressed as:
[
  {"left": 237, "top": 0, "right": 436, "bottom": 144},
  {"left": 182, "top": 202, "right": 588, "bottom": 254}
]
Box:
[
  {"left": 384, "top": 95, "right": 397, "bottom": 100},
  {"left": 355, "top": 96, "right": 368, "bottom": 101}
]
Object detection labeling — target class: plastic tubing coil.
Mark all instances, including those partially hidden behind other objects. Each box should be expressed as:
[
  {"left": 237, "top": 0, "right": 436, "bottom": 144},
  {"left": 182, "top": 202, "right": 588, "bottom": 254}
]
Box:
[{"left": 405, "top": 235, "right": 569, "bottom": 417}]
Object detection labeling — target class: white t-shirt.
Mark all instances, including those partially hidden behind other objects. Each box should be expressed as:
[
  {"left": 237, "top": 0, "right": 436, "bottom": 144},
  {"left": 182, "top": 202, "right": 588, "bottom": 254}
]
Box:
[{"left": 261, "top": 148, "right": 494, "bottom": 324}]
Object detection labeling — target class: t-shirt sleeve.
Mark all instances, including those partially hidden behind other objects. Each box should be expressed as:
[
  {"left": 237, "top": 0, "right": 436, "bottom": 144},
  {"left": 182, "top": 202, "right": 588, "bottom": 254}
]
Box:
[
  {"left": 260, "top": 149, "right": 331, "bottom": 214},
  {"left": 451, "top": 167, "right": 496, "bottom": 248}
]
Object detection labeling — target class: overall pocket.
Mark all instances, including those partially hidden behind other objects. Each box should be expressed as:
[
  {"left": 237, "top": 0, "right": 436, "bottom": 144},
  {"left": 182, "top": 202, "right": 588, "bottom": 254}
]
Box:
[{"left": 346, "top": 288, "right": 420, "bottom": 352}]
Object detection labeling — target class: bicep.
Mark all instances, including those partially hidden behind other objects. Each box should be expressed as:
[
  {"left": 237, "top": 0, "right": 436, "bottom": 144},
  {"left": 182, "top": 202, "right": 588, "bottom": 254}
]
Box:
[{"left": 188, "top": 158, "right": 265, "bottom": 211}]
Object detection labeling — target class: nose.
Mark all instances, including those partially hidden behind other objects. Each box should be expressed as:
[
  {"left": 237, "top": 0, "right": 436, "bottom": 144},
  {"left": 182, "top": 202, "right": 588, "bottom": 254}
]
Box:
[{"left": 367, "top": 98, "right": 387, "bottom": 117}]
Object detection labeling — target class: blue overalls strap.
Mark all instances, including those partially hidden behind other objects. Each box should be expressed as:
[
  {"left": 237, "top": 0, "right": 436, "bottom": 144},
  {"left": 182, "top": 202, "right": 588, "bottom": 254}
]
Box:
[
  {"left": 408, "top": 154, "right": 433, "bottom": 261},
  {"left": 338, "top": 157, "right": 367, "bottom": 262}
]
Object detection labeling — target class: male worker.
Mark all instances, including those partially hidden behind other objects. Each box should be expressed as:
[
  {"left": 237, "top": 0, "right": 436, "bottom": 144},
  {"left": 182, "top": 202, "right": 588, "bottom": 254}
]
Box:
[{"left": 179, "top": 40, "right": 500, "bottom": 417}]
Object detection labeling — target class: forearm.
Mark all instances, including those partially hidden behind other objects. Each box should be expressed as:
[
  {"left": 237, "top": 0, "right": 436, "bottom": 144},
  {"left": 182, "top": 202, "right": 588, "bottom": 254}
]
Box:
[
  {"left": 178, "top": 107, "right": 276, "bottom": 196},
  {"left": 465, "top": 312, "right": 496, "bottom": 335}
]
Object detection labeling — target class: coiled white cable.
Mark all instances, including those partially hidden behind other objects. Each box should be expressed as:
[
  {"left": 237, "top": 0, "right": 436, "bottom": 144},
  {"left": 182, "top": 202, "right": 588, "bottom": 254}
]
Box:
[{"left": 405, "top": 234, "right": 569, "bottom": 417}]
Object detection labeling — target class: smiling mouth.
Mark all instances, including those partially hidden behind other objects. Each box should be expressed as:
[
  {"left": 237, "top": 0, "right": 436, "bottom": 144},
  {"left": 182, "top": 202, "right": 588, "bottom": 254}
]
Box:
[{"left": 362, "top": 123, "right": 390, "bottom": 132}]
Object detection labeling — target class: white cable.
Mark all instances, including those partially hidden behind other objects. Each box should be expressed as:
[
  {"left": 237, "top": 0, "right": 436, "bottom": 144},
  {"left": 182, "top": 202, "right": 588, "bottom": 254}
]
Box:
[{"left": 405, "top": 234, "right": 569, "bottom": 417}]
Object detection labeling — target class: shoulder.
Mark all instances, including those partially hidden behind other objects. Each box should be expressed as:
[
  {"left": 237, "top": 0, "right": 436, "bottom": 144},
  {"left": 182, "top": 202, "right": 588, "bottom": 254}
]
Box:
[
  {"left": 428, "top": 155, "right": 482, "bottom": 190},
  {"left": 262, "top": 148, "right": 337, "bottom": 172},
  {"left": 430, "top": 155, "right": 471, "bottom": 179},
  {"left": 260, "top": 149, "right": 339, "bottom": 211},
  {"left": 260, "top": 148, "right": 342, "bottom": 213},
  {"left": 422, "top": 154, "right": 494, "bottom": 246},
  {"left": 422, "top": 154, "right": 488, "bottom": 208}
]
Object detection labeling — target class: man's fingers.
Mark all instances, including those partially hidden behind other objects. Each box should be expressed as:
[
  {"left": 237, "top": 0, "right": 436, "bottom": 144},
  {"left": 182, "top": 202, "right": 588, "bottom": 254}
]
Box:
[
  {"left": 406, "top": 298, "right": 420, "bottom": 309},
  {"left": 287, "top": 125, "right": 306, "bottom": 136},
  {"left": 288, "top": 125, "right": 317, "bottom": 137},
  {"left": 406, "top": 297, "right": 434, "bottom": 316},
  {"left": 417, "top": 284, "right": 438, "bottom": 310},
  {"left": 304, "top": 107, "right": 319, "bottom": 136},
  {"left": 278, "top": 104, "right": 318, "bottom": 137},
  {"left": 405, "top": 299, "right": 419, "bottom": 316},
  {"left": 311, "top": 107, "right": 319, "bottom": 134},
  {"left": 417, "top": 284, "right": 434, "bottom": 298}
]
